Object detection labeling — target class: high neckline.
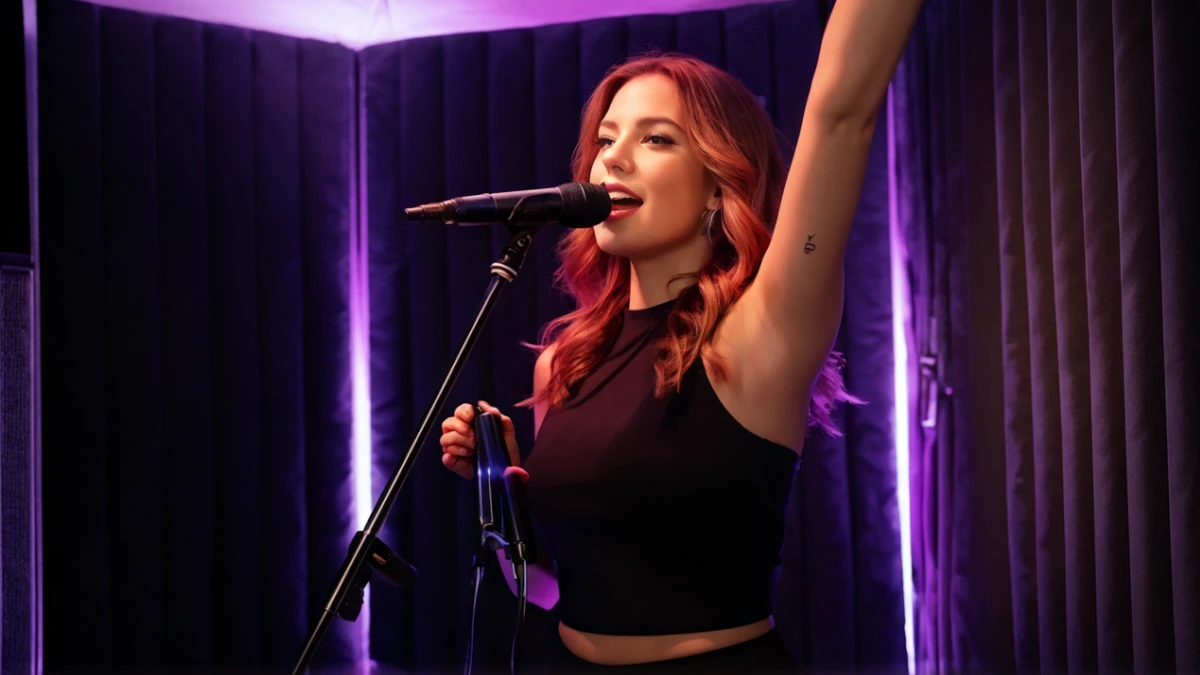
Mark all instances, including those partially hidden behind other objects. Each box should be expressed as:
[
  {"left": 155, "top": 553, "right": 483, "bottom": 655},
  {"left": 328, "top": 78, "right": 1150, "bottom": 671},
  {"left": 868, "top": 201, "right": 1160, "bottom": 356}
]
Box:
[{"left": 623, "top": 297, "right": 677, "bottom": 330}]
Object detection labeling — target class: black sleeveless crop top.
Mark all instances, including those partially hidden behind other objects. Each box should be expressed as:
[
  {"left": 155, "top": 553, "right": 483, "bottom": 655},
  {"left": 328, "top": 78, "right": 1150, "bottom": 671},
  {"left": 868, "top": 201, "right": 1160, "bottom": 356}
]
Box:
[{"left": 522, "top": 299, "right": 800, "bottom": 636}]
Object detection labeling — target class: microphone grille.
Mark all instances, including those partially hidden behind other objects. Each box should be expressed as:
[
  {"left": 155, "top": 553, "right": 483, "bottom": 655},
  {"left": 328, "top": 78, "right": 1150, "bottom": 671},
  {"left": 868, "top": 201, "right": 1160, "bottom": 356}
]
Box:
[{"left": 557, "top": 182, "right": 612, "bottom": 227}]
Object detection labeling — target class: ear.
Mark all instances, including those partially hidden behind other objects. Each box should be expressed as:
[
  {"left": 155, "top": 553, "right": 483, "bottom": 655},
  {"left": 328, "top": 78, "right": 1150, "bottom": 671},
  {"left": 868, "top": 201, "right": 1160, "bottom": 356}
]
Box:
[{"left": 705, "top": 183, "right": 722, "bottom": 212}]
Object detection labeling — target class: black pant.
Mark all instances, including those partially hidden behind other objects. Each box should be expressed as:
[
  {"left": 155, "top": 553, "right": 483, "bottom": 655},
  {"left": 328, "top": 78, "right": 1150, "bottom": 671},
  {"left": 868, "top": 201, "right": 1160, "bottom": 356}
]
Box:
[{"left": 550, "top": 629, "right": 799, "bottom": 674}]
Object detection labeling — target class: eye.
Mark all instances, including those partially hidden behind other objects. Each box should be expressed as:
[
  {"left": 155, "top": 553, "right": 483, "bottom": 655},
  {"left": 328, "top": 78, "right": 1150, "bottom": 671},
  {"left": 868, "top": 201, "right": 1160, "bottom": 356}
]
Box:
[
  {"left": 595, "top": 136, "right": 615, "bottom": 146},
  {"left": 645, "top": 134, "right": 674, "bottom": 146}
]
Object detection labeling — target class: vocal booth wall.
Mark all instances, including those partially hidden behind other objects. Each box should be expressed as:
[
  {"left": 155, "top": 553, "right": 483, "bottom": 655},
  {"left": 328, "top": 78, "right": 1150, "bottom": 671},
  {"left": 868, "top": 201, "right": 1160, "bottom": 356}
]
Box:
[
  {"left": 36, "top": 0, "right": 908, "bottom": 672},
  {"left": 890, "top": 0, "right": 1199, "bottom": 673},
  {"left": 38, "top": 0, "right": 364, "bottom": 670}
]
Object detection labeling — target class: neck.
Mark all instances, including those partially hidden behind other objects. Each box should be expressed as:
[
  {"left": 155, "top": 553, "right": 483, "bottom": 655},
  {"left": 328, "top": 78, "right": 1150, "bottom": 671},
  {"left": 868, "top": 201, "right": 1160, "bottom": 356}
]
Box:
[{"left": 627, "top": 238, "right": 711, "bottom": 309}]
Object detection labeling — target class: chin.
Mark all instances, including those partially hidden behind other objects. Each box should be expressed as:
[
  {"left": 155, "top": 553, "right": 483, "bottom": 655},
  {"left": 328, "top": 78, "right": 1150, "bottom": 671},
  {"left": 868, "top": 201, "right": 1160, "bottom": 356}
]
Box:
[
  {"left": 592, "top": 225, "right": 638, "bottom": 259},
  {"left": 594, "top": 232, "right": 676, "bottom": 262}
]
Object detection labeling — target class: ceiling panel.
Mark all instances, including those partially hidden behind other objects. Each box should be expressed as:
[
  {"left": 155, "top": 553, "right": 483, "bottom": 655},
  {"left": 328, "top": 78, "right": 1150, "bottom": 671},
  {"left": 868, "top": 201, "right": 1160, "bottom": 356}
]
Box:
[{"left": 75, "top": 0, "right": 780, "bottom": 48}]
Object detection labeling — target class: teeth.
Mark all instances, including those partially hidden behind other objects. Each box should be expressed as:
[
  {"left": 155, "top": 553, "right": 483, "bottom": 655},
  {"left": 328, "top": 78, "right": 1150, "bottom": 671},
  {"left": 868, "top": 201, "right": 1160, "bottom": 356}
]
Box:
[{"left": 607, "top": 191, "right": 639, "bottom": 201}]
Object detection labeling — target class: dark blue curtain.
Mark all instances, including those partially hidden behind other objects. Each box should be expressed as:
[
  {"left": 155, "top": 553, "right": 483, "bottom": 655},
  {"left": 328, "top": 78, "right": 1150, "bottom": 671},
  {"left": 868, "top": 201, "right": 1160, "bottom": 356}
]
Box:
[
  {"left": 38, "top": 0, "right": 362, "bottom": 671},
  {"left": 361, "top": 3, "right": 905, "bottom": 673},
  {"left": 3, "top": 0, "right": 31, "bottom": 256},
  {"left": 3, "top": 4, "right": 37, "bottom": 675},
  {"left": 893, "top": 0, "right": 1200, "bottom": 673}
]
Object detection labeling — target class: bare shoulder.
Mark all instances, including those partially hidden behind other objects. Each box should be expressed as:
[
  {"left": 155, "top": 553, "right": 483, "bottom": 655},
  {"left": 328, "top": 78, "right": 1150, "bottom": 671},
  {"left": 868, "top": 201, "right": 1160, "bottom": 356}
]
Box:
[
  {"left": 706, "top": 294, "right": 820, "bottom": 454},
  {"left": 532, "top": 343, "right": 558, "bottom": 435},
  {"left": 533, "top": 343, "right": 557, "bottom": 393}
]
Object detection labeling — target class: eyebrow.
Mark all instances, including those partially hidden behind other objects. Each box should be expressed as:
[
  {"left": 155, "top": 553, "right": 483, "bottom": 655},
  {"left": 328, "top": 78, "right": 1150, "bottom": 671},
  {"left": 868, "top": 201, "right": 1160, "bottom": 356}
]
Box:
[{"left": 598, "top": 116, "right": 685, "bottom": 132}]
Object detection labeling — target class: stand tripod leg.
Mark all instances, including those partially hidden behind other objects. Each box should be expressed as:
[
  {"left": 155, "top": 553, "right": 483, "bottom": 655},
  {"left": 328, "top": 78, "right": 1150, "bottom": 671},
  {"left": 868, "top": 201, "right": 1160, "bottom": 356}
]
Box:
[{"left": 291, "top": 225, "right": 541, "bottom": 675}]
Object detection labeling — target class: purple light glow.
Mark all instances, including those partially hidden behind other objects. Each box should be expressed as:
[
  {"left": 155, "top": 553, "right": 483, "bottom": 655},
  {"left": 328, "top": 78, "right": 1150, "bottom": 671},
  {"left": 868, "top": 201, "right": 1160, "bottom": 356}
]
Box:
[
  {"left": 25, "top": 0, "right": 45, "bottom": 672},
  {"left": 350, "top": 77, "right": 372, "bottom": 662},
  {"left": 886, "top": 84, "right": 915, "bottom": 674},
  {"left": 78, "top": 0, "right": 782, "bottom": 48}
]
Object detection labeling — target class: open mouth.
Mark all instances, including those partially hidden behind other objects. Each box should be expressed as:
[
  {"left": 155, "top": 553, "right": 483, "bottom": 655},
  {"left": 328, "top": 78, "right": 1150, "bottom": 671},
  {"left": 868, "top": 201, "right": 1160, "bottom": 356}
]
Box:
[
  {"left": 607, "top": 199, "right": 642, "bottom": 221},
  {"left": 604, "top": 185, "right": 643, "bottom": 220}
]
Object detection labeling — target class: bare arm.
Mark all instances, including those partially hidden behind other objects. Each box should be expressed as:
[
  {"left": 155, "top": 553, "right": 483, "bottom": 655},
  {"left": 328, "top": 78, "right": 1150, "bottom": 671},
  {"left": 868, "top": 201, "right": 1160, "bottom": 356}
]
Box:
[
  {"left": 740, "top": 0, "right": 924, "bottom": 378},
  {"left": 496, "top": 345, "right": 559, "bottom": 610}
]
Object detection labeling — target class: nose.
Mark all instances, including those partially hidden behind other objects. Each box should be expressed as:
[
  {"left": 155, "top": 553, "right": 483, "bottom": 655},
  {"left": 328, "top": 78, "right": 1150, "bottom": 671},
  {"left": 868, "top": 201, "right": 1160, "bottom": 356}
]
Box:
[{"left": 600, "top": 136, "right": 633, "bottom": 175}]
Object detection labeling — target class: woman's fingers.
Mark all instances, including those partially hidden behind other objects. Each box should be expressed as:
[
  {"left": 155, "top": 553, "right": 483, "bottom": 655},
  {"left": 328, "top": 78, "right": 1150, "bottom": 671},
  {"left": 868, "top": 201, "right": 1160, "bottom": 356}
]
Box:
[
  {"left": 442, "top": 452, "right": 473, "bottom": 480},
  {"left": 440, "top": 437, "right": 474, "bottom": 458},
  {"left": 442, "top": 415, "right": 474, "bottom": 438},
  {"left": 503, "top": 466, "right": 529, "bottom": 483},
  {"left": 440, "top": 404, "right": 478, "bottom": 481},
  {"left": 440, "top": 422, "right": 474, "bottom": 448},
  {"left": 477, "top": 400, "right": 509, "bottom": 422},
  {"left": 479, "top": 400, "right": 520, "bottom": 465}
]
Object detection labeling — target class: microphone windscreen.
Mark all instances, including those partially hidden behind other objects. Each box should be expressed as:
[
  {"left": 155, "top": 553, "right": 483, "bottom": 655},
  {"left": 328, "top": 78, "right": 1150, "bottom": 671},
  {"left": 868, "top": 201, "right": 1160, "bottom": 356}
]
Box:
[{"left": 558, "top": 182, "right": 612, "bottom": 228}]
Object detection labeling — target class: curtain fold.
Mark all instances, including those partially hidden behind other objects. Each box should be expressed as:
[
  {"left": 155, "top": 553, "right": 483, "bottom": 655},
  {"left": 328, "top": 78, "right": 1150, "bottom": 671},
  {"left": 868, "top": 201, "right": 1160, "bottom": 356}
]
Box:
[
  {"left": 896, "top": 0, "right": 1199, "bottom": 672},
  {"left": 361, "top": 3, "right": 905, "bottom": 673},
  {"left": 1154, "top": 0, "right": 1200, "bottom": 669},
  {"left": 38, "top": 0, "right": 360, "bottom": 670}
]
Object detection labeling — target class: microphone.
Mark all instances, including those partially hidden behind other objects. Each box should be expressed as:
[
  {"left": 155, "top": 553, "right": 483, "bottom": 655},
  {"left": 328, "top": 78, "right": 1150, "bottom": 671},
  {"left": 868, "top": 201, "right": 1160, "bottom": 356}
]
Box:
[
  {"left": 404, "top": 182, "right": 611, "bottom": 228},
  {"left": 474, "top": 414, "right": 503, "bottom": 537},
  {"left": 473, "top": 409, "right": 538, "bottom": 565},
  {"left": 501, "top": 462, "right": 538, "bottom": 566}
]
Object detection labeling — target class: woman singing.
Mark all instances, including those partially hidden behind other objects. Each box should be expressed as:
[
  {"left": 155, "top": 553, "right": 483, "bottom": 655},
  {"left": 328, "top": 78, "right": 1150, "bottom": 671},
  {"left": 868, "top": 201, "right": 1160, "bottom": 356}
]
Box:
[{"left": 439, "top": 2, "right": 923, "bottom": 671}]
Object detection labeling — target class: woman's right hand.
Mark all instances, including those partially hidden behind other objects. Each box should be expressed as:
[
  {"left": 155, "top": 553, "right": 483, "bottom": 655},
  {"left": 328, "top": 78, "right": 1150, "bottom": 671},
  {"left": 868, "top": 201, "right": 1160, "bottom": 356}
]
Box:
[
  {"left": 442, "top": 401, "right": 550, "bottom": 609},
  {"left": 439, "top": 401, "right": 522, "bottom": 481}
]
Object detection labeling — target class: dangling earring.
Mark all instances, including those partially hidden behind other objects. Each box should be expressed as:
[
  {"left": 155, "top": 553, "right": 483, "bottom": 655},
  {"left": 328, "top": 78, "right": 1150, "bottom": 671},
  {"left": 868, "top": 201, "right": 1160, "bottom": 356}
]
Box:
[{"left": 701, "top": 209, "right": 723, "bottom": 246}]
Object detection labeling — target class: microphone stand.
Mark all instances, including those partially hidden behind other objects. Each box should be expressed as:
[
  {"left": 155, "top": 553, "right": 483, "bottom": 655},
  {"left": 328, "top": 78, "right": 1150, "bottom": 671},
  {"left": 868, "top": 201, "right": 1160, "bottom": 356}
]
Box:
[{"left": 292, "top": 223, "right": 541, "bottom": 675}]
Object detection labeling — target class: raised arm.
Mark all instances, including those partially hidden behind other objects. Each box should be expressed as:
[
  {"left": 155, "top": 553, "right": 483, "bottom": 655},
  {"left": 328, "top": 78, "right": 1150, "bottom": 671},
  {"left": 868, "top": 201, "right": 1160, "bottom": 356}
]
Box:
[{"left": 742, "top": 0, "right": 923, "bottom": 376}]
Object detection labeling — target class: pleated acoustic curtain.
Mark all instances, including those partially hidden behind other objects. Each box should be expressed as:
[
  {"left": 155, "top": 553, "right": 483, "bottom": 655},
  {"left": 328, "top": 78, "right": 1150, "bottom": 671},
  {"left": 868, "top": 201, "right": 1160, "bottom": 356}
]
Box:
[
  {"left": 892, "top": 0, "right": 1199, "bottom": 672},
  {"left": 38, "top": 0, "right": 362, "bottom": 670}
]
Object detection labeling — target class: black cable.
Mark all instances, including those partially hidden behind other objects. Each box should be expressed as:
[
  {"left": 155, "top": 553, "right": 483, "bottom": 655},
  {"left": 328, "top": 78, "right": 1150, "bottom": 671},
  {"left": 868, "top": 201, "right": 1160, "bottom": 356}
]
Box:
[
  {"left": 511, "top": 559, "right": 528, "bottom": 675},
  {"left": 504, "top": 195, "right": 534, "bottom": 227},
  {"left": 463, "top": 562, "right": 485, "bottom": 675}
]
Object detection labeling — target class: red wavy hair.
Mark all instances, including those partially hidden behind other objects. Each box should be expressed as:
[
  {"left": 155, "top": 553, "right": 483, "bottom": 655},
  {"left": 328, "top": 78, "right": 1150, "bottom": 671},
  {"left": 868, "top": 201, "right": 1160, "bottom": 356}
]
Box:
[{"left": 521, "top": 53, "right": 862, "bottom": 437}]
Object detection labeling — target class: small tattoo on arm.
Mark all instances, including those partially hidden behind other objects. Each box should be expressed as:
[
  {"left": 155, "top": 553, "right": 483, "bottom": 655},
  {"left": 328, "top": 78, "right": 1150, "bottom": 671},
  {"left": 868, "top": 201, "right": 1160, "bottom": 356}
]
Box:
[{"left": 804, "top": 234, "right": 816, "bottom": 254}]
